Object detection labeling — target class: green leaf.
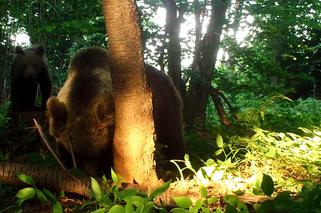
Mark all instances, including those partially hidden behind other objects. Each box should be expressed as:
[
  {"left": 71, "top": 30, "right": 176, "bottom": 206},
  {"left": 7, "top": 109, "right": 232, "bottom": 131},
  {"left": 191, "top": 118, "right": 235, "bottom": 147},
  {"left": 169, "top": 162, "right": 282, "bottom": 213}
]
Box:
[
  {"left": 107, "top": 205, "right": 125, "bottom": 213},
  {"left": 237, "top": 201, "right": 249, "bottom": 213},
  {"left": 207, "top": 197, "right": 217, "bottom": 204},
  {"left": 225, "top": 204, "right": 238, "bottom": 213},
  {"left": 184, "top": 154, "right": 192, "bottom": 169},
  {"left": 16, "top": 187, "right": 36, "bottom": 200},
  {"left": 111, "top": 168, "right": 119, "bottom": 185},
  {"left": 265, "top": 147, "right": 276, "bottom": 158},
  {"left": 261, "top": 173, "right": 274, "bottom": 196},
  {"left": 193, "top": 200, "right": 202, "bottom": 212},
  {"left": 214, "top": 208, "right": 224, "bottom": 213},
  {"left": 201, "top": 207, "right": 211, "bottom": 213},
  {"left": 123, "top": 195, "right": 144, "bottom": 208},
  {"left": 149, "top": 181, "right": 171, "bottom": 200},
  {"left": 223, "top": 195, "right": 239, "bottom": 206},
  {"left": 200, "top": 186, "right": 207, "bottom": 198},
  {"left": 36, "top": 189, "right": 48, "bottom": 202},
  {"left": 216, "top": 134, "right": 224, "bottom": 148},
  {"left": 92, "top": 208, "right": 108, "bottom": 213},
  {"left": 141, "top": 201, "right": 154, "bottom": 213},
  {"left": 52, "top": 202, "right": 63, "bottom": 213},
  {"left": 125, "top": 203, "right": 134, "bottom": 213},
  {"left": 17, "top": 173, "right": 34, "bottom": 185},
  {"left": 43, "top": 188, "right": 58, "bottom": 202},
  {"left": 215, "top": 149, "right": 223, "bottom": 156},
  {"left": 91, "top": 177, "right": 102, "bottom": 200},
  {"left": 173, "top": 196, "right": 193, "bottom": 208},
  {"left": 170, "top": 208, "right": 189, "bottom": 213}
]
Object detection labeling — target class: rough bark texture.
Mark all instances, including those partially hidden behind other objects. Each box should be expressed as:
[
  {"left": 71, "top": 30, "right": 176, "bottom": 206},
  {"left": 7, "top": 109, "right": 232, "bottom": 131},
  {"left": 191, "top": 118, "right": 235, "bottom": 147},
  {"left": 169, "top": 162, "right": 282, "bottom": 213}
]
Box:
[
  {"left": 186, "top": 0, "right": 229, "bottom": 128},
  {"left": 0, "top": 162, "right": 90, "bottom": 197},
  {"left": 102, "top": 0, "right": 158, "bottom": 184}
]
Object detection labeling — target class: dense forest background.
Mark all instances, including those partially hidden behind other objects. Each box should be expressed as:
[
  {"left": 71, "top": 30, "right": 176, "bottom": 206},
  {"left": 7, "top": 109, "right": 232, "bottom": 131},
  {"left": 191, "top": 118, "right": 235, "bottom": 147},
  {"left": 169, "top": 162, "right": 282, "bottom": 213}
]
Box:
[
  {"left": 1, "top": 0, "right": 321, "bottom": 129},
  {"left": 1, "top": 0, "right": 321, "bottom": 212}
]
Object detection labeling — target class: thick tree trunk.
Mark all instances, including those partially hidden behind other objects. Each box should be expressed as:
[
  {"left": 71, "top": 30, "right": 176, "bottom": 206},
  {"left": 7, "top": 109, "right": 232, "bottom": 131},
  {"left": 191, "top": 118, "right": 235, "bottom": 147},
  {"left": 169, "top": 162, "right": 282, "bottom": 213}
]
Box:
[
  {"left": 186, "top": 0, "right": 229, "bottom": 128},
  {"left": 102, "top": 0, "right": 158, "bottom": 185}
]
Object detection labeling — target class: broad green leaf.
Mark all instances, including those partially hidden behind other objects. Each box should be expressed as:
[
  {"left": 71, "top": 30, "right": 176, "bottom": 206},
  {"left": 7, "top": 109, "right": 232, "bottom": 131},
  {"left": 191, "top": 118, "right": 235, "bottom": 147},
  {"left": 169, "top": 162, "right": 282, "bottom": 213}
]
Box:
[
  {"left": 207, "top": 197, "right": 217, "bottom": 204},
  {"left": 265, "top": 147, "right": 276, "bottom": 158},
  {"left": 170, "top": 208, "right": 189, "bottom": 213},
  {"left": 36, "top": 189, "right": 48, "bottom": 202},
  {"left": 52, "top": 201, "right": 63, "bottom": 213},
  {"left": 214, "top": 208, "right": 224, "bottom": 213},
  {"left": 261, "top": 173, "right": 274, "bottom": 196},
  {"left": 43, "top": 188, "right": 58, "bottom": 202},
  {"left": 91, "top": 177, "right": 102, "bottom": 200},
  {"left": 216, "top": 134, "right": 224, "bottom": 148},
  {"left": 201, "top": 207, "right": 211, "bottom": 213},
  {"left": 149, "top": 181, "right": 171, "bottom": 199},
  {"left": 124, "top": 195, "right": 144, "bottom": 208},
  {"left": 17, "top": 173, "right": 34, "bottom": 185},
  {"left": 125, "top": 203, "right": 134, "bottom": 213},
  {"left": 92, "top": 208, "right": 108, "bottom": 213},
  {"left": 215, "top": 149, "right": 223, "bottom": 156},
  {"left": 237, "top": 202, "right": 249, "bottom": 213},
  {"left": 225, "top": 204, "right": 238, "bottom": 213},
  {"left": 122, "top": 189, "right": 138, "bottom": 200},
  {"left": 141, "top": 201, "right": 154, "bottom": 213},
  {"left": 107, "top": 205, "right": 125, "bottom": 213},
  {"left": 173, "top": 196, "right": 193, "bottom": 208},
  {"left": 223, "top": 195, "right": 239, "bottom": 206},
  {"left": 111, "top": 168, "right": 119, "bottom": 185},
  {"left": 16, "top": 187, "right": 36, "bottom": 200},
  {"left": 200, "top": 186, "right": 207, "bottom": 198},
  {"left": 193, "top": 200, "right": 202, "bottom": 212}
]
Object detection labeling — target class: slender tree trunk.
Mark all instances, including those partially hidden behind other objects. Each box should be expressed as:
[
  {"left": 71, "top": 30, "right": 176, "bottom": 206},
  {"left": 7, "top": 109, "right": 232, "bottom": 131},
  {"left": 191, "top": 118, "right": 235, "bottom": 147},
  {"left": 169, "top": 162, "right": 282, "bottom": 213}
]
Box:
[
  {"left": 165, "top": 0, "right": 185, "bottom": 96},
  {"left": 186, "top": 0, "right": 229, "bottom": 128},
  {"left": 231, "top": 0, "right": 244, "bottom": 39},
  {"left": 102, "top": 0, "right": 158, "bottom": 184}
]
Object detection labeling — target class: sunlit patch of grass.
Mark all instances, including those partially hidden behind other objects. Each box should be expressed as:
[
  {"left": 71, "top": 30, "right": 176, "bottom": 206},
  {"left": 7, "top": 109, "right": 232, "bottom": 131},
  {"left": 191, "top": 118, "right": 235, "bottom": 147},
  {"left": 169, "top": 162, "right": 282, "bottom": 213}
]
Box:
[{"left": 185, "top": 126, "right": 321, "bottom": 196}]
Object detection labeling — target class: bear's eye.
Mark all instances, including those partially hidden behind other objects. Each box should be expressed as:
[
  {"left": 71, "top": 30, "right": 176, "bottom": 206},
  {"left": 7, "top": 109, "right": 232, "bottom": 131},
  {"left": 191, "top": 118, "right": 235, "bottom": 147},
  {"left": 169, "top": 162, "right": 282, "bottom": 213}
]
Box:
[{"left": 33, "top": 64, "right": 39, "bottom": 69}]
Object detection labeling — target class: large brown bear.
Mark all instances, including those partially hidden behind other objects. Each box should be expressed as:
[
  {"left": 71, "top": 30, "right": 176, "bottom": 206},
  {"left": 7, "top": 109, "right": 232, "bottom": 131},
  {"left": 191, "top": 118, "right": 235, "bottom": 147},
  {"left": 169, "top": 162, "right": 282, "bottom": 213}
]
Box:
[
  {"left": 47, "top": 47, "right": 185, "bottom": 176},
  {"left": 10, "top": 45, "right": 51, "bottom": 112}
]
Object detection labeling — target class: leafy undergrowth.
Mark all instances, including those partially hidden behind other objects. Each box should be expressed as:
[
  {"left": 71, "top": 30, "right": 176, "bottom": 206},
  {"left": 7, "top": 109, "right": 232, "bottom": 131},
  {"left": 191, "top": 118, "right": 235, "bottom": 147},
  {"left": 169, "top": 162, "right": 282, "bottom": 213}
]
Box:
[
  {"left": 2, "top": 124, "right": 321, "bottom": 212},
  {"left": 1, "top": 98, "right": 321, "bottom": 212}
]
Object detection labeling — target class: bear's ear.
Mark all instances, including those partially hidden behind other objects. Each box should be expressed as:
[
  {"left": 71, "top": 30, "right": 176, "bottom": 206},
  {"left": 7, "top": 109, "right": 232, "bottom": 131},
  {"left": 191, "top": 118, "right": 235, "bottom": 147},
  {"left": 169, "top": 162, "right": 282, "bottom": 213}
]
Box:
[
  {"left": 15, "top": 46, "right": 24, "bottom": 55},
  {"left": 35, "top": 45, "right": 45, "bottom": 57},
  {"left": 47, "top": 97, "right": 67, "bottom": 138}
]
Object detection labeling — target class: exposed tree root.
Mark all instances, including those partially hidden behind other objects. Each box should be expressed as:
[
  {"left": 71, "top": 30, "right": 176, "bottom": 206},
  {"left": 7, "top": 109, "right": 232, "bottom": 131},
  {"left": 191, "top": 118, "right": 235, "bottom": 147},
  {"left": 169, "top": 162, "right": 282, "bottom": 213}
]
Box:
[{"left": 0, "top": 162, "right": 270, "bottom": 207}]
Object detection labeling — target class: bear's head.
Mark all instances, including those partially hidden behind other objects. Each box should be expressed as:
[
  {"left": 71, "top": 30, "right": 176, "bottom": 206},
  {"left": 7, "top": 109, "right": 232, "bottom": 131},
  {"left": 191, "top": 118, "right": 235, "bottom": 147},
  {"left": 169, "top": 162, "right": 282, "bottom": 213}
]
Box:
[{"left": 13, "top": 45, "right": 46, "bottom": 80}]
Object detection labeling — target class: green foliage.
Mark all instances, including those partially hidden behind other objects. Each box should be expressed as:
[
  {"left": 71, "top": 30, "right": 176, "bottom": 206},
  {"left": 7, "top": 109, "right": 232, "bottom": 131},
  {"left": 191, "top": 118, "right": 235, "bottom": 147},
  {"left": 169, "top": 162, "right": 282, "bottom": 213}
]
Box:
[
  {"left": 207, "top": 94, "right": 321, "bottom": 133},
  {"left": 261, "top": 174, "right": 274, "bottom": 196},
  {"left": 14, "top": 173, "right": 63, "bottom": 213},
  {"left": 80, "top": 171, "right": 170, "bottom": 212},
  {"left": 257, "top": 183, "right": 321, "bottom": 213},
  {"left": 0, "top": 101, "right": 10, "bottom": 129}
]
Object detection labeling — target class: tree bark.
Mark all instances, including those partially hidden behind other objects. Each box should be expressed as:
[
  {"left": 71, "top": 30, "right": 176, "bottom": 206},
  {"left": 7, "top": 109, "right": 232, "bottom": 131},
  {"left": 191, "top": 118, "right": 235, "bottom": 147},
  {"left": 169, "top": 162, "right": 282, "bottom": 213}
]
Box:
[
  {"left": 186, "top": 0, "right": 229, "bottom": 128},
  {"left": 102, "top": 0, "right": 158, "bottom": 185},
  {"left": 164, "top": 0, "right": 185, "bottom": 97}
]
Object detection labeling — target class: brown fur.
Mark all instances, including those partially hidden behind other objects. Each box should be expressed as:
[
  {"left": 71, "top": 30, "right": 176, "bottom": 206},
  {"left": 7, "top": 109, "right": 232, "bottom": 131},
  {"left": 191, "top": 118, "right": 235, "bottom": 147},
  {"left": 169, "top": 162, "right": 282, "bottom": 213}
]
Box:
[
  {"left": 11, "top": 45, "right": 51, "bottom": 112},
  {"left": 47, "top": 47, "right": 185, "bottom": 176}
]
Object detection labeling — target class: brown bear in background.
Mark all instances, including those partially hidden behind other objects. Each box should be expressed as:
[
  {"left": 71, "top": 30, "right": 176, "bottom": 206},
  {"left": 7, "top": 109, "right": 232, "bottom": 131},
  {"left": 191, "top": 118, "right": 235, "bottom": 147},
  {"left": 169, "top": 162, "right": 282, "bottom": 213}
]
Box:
[
  {"left": 47, "top": 47, "right": 185, "bottom": 176},
  {"left": 10, "top": 45, "right": 52, "bottom": 112}
]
